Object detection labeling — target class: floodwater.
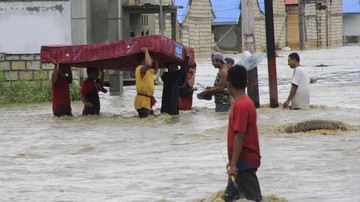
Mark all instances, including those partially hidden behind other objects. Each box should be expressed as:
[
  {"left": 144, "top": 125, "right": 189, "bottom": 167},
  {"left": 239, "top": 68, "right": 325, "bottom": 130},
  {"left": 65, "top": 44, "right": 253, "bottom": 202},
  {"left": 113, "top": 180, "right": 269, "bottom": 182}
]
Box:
[{"left": 0, "top": 46, "right": 359, "bottom": 202}]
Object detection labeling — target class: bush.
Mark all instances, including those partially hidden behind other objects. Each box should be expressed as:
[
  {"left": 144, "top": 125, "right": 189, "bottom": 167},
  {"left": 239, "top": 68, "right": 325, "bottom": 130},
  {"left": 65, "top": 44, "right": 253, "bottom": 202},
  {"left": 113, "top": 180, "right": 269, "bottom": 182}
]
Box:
[{"left": 0, "top": 70, "right": 80, "bottom": 104}]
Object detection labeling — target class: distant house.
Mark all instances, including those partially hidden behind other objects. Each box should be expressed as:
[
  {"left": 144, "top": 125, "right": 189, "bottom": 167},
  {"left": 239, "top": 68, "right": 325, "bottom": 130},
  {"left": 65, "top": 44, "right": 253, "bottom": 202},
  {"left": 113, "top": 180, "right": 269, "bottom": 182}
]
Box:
[
  {"left": 342, "top": 0, "right": 360, "bottom": 44},
  {"left": 172, "top": 0, "right": 213, "bottom": 56},
  {"left": 211, "top": 0, "right": 241, "bottom": 52},
  {"left": 280, "top": 0, "right": 343, "bottom": 50}
]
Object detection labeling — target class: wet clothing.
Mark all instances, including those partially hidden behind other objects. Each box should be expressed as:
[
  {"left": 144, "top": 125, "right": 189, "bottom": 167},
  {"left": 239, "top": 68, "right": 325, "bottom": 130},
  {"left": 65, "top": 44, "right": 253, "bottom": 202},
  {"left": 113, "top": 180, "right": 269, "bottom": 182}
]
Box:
[
  {"left": 213, "top": 71, "right": 231, "bottom": 111},
  {"left": 52, "top": 73, "right": 72, "bottom": 116},
  {"left": 80, "top": 78, "right": 100, "bottom": 115},
  {"left": 226, "top": 96, "right": 261, "bottom": 201},
  {"left": 291, "top": 66, "right": 310, "bottom": 109},
  {"left": 227, "top": 96, "right": 261, "bottom": 168},
  {"left": 179, "top": 71, "right": 195, "bottom": 110},
  {"left": 161, "top": 56, "right": 189, "bottom": 115},
  {"left": 134, "top": 65, "right": 156, "bottom": 117},
  {"left": 215, "top": 103, "right": 230, "bottom": 112},
  {"left": 224, "top": 168, "right": 262, "bottom": 202}
]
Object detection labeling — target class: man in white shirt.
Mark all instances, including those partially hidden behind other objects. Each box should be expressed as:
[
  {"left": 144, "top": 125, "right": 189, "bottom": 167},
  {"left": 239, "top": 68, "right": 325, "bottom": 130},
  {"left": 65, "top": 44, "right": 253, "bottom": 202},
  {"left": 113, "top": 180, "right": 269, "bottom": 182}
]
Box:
[{"left": 283, "top": 52, "right": 311, "bottom": 109}]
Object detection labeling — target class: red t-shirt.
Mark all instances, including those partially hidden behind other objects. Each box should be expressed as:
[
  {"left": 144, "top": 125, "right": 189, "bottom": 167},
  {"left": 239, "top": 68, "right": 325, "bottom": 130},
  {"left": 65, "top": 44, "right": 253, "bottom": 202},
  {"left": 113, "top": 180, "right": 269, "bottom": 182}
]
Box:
[
  {"left": 52, "top": 74, "right": 71, "bottom": 114},
  {"left": 227, "top": 96, "right": 261, "bottom": 169},
  {"left": 80, "top": 79, "right": 101, "bottom": 94}
]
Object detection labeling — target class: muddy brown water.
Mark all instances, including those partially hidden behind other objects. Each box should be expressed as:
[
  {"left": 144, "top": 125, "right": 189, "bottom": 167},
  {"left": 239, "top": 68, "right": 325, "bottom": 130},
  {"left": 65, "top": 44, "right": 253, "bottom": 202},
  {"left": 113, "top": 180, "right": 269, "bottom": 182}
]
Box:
[{"left": 0, "top": 47, "right": 359, "bottom": 201}]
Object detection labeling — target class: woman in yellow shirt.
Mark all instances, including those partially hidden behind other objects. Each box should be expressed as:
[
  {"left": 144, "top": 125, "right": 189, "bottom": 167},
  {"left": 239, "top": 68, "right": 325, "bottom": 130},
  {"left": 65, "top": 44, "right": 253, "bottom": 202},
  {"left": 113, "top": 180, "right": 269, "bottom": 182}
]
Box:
[{"left": 134, "top": 47, "right": 158, "bottom": 118}]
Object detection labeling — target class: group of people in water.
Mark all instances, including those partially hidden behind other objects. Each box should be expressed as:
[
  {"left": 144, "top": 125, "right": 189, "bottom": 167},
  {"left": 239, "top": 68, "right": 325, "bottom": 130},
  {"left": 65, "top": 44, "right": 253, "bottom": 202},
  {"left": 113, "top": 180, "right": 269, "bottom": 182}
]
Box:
[
  {"left": 50, "top": 47, "right": 232, "bottom": 118},
  {"left": 51, "top": 47, "right": 313, "bottom": 118},
  {"left": 50, "top": 48, "right": 315, "bottom": 202}
]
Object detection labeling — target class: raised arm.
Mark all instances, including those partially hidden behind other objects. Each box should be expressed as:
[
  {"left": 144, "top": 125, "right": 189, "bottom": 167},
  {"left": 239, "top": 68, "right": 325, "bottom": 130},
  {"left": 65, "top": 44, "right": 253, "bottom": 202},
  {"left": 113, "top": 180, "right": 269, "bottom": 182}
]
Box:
[
  {"left": 140, "top": 47, "right": 153, "bottom": 78},
  {"left": 178, "top": 47, "right": 190, "bottom": 76}
]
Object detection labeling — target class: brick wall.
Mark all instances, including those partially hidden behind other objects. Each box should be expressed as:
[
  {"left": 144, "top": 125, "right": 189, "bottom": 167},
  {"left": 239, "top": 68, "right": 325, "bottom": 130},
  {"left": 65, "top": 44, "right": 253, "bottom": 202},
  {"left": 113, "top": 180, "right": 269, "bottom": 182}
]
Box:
[
  {"left": 252, "top": 0, "right": 287, "bottom": 52},
  {"left": 181, "top": 0, "right": 213, "bottom": 57},
  {"left": 303, "top": 0, "right": 343, "bottom": 48},
  {"left": 0, "top": 53, "right": 78, "bottom": 86}
]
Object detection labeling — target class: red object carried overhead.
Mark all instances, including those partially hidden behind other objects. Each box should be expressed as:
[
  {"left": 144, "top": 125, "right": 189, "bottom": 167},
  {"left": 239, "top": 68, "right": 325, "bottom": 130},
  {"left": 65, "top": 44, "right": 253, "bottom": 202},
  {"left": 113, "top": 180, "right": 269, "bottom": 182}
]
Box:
[{"left": 40, "top": 35, "right": 195, "bottom": 71}]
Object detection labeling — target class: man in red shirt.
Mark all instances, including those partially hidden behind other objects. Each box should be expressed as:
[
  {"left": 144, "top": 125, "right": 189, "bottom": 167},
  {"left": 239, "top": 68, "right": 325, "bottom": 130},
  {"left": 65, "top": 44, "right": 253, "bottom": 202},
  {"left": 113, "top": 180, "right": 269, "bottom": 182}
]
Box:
[
  {"left": 224, "top": 64, "right": 262, "bottom": 202},
  {"left": 51, "top": 63, "right": 73, "bottom": 117}
]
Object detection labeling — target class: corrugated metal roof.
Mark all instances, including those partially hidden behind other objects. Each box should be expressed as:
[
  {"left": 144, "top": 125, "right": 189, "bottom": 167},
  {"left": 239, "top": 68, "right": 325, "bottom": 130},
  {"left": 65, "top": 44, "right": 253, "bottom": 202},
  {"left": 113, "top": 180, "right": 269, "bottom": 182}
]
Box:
[
  {"left": 210, "top": 0, "right": 240, "bottom": 24},
  {"left": 173, "top": 0, "right": 240, "bottom": 24},
  {"left": 343, "top": 0, "right": 360, "bottom": 14}
]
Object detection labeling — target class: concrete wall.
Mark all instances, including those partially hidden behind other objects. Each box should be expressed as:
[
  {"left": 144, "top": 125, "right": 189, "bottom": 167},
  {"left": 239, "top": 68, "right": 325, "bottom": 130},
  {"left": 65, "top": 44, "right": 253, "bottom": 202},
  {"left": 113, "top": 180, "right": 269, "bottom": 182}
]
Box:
[
  {"left": 343, "top": 14, "right": 360, "bottom": 44},
  {"left": 343, "top": 14, "right": 360, "bottom": 36},
  {"left": 253, "top": 0, "right": 287, "bottom": 52},
  {"left": 0, "top": 53, "right": 78, "bottom": 86},
  {"left": 213, "top": 25, "right": 242, "bottom": 52},
  {"left": 0, "top": 1, "right": 71, "bottom": 54}
]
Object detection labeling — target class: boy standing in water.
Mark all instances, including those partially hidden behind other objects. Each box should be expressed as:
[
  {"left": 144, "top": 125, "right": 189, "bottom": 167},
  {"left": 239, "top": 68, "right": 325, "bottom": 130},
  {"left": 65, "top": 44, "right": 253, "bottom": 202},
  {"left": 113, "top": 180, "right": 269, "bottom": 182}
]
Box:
[
  {"left": 134, "top": 47, "right": 159, "bottom": 118},
  {"left": 160, "top": 47, "right": 191, "bottom": 115},
  {"left": 80, "top": 68, "right": 104, "bottom": 116},
  {"left": 224, "top": 64, "right": 262, "bottom": 202},
  {"left": 51, "top": 62, "right": 73, "bottom": 117}
]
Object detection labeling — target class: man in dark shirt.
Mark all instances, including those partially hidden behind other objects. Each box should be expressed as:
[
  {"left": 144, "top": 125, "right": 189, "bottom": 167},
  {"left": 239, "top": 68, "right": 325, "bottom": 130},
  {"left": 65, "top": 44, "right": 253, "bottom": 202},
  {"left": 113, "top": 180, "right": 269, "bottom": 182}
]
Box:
[
  {"left": 160, "top": 47, "right": 191, "bottom": 115},
  {"left": 80, "top": 68, "right": 104, "bottom": 115}
]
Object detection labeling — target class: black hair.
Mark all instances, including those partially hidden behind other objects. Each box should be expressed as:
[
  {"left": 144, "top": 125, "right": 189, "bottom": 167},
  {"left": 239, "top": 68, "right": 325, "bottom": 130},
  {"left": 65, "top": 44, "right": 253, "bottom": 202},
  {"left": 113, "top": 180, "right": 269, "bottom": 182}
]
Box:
[
  {"left": 86, "top": 67, "right": 98, "bottom": 75},
  {"left": 136, "top": 51, "right": 154, "bottom": 62},
  {"left": 224, "top": 57, "right": 234, "bottom": 65},
  {"left": 227, "top": 64, "right": 247, "bottom": 90},
  {"left": 288, "top": 52, "right": 300, "bottom": 63},
  {"left": 190, "top": 62, "right": 197, "bottom": 68},
  {"left": 136, "top": 52, "right": 145, "bottom": 62}
]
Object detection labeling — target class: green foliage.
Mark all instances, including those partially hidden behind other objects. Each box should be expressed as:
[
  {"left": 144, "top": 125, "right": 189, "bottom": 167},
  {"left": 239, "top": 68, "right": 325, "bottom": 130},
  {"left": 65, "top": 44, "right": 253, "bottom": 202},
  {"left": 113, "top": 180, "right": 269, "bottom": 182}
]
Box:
[
  {"left": 261, "top": 45, "right": 267, "bottom": 53},
  {"left": 0, "top": 70, "right": 80, "bottom": 104},
  {"left": 69, "top": 82, "right": 80, "bottom": 101}
]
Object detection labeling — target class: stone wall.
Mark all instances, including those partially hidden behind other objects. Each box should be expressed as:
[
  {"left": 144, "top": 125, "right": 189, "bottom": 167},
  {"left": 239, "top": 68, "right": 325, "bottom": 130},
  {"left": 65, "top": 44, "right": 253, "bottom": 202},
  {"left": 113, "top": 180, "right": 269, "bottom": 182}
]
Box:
[
  {"left": 303, "top": 0, "right": 343, "bottom": 48},
  {"left": 0, "top": 53, "right": 78, "bottom": 86}
]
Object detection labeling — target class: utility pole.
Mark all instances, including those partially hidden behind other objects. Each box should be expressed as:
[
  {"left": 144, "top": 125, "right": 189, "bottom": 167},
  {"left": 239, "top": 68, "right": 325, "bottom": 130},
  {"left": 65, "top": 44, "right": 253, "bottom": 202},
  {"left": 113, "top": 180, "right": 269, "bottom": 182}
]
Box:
[
  {"left": 158, "top": 0, "right": 165, "bottom": 81},
  {"left": 298, "top": 0, "right": 305, "bottom": 50},
  {"left": 159, "top": 0, "right": 165, "bottom": 35},
  {"left": 264, "top": 0, "right": 279, "bottom": 108},
  {"left": 241, "top": 0, "right": 260, "bottom": 108}
]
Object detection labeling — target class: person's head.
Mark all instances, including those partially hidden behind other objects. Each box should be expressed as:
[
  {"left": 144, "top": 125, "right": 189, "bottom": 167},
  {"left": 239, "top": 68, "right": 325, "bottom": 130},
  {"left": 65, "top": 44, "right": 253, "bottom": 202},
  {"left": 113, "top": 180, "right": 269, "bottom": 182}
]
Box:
[
  {"left": 211, "top": 52, "right": 226, "bottom": 68},
  {"left": 227, "top": 64, "right": 247, "bottom": 95},
  {"left": 86, "top": 67, "right": 99, "bottom": 80},
  {"left": 224, "top": 57, "right": 235, "bottom": 69},
  {"left": 136, "top": 52, "right": 155, "bottom": 65},
  {"left": 166, "top": 63, "right": 179, "bottom": 72},
  {"left": 189, "top": 62, "right": 197, "bottom": 72},
  {"left": 59, "top": 64, "right": 71, "bottom": 74},
  {"left": 288, "top": 52, "right": 300, "bottom": 68}
]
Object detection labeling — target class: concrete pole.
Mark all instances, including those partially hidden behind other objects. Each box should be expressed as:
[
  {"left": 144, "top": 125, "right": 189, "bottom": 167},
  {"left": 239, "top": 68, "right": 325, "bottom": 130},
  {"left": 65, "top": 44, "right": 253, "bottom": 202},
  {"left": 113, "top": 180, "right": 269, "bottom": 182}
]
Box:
[
  {"left": 298, "top": 0, "right": 305, "bottom": 50},
  {"left": 241, "top": 0, "right": 260, "bottom": 108},
  {"left": 159, "top": 0, "right": 165, "bottom": 35},
  {"left": 71, "top": 0, "right": 91, "bottom": 85},
  {"left": 264, "top": 0, "right": 279, "bottom": 108},
  {"left": 107, "top": 0, "right": 124, "bottom": 95}
]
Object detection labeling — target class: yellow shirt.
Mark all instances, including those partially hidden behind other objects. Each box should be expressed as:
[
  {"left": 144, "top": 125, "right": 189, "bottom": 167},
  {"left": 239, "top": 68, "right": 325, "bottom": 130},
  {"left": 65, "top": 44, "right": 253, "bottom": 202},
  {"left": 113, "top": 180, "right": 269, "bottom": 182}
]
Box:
[{"left": 134, "top": 65, "right": 155, "bottom": 110}]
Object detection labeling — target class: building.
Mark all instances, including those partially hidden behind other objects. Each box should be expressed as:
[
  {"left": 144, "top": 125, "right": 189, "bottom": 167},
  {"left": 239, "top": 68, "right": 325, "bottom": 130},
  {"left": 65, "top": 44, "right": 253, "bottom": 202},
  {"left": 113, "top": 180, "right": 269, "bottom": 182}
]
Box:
[{"left": 342, "top": 0, "right": 360, "bottom": 44}]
